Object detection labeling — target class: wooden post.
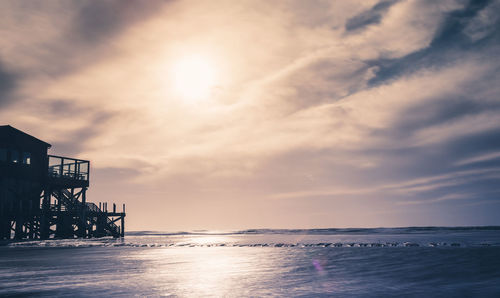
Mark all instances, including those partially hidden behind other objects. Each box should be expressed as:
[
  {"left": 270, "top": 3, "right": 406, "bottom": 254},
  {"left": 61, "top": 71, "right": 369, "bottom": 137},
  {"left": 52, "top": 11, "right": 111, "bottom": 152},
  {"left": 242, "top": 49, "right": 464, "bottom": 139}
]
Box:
[
  {"left": 60, "top": 158, "right": 64, "bottom": 177},
  {"left": 14, "top": 201, "right": 23, "bottom": 240},
  {"left": 28, "top": 201, "right": 33, "bottom": 239},
  {"left": 40, "top": 189, "right": 50, "bottom": 239},
  {"left": 96, "top": 215, "right": 105, "bottom": 237},
  {"left": 80, "top": 188, "right": 87, "bottom": 238},
  {"left": 56, "top": 190, "right": 62, "bottom": 238},
  {"left": 113, "top": 203, "right": 116, "bottom": 213},
  {"left": 121, "top": 215, "right": 125, "bottom": 237},
  {"left": 0, "top": 202, "right": 3, "bottom": 239},
  {"left": 0, "top": 201, "right": 9, "bottom": 240}
]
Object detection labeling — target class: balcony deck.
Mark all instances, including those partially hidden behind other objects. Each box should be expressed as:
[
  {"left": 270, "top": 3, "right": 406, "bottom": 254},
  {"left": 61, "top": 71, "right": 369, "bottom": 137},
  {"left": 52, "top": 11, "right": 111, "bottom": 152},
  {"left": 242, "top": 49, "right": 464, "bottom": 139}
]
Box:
[{"left": 47, "top": 155, "right": 89, "bottom": 188}]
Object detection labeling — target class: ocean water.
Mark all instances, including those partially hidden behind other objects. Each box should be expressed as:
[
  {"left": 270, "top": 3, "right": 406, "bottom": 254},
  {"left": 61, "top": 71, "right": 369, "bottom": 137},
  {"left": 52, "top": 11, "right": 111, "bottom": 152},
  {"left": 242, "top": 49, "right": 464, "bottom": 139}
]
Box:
[{"left": 1, "top": 227, "right": 500, "bottom": 297}]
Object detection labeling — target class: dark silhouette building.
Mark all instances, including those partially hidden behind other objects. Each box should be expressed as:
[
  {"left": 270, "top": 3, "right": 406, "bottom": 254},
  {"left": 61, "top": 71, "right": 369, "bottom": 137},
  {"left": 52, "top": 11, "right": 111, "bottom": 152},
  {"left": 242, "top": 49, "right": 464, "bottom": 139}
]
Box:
[{"left": 0, "top": 125, "right": 125, "bottom": 240}]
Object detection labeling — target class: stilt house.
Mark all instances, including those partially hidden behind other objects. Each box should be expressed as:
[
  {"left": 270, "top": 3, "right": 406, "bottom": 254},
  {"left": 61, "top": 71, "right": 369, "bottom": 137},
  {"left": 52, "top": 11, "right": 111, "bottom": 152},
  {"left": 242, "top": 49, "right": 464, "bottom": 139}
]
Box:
[{"left": 0, "top": 125, "right": 125, "bottom": 240}]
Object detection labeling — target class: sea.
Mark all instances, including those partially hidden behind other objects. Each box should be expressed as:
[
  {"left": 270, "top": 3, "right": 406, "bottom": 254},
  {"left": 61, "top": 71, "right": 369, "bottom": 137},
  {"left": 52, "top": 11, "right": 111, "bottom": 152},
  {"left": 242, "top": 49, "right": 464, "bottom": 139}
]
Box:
[{"left": 1, "top": 227, "right": 500, "bottom": 297}]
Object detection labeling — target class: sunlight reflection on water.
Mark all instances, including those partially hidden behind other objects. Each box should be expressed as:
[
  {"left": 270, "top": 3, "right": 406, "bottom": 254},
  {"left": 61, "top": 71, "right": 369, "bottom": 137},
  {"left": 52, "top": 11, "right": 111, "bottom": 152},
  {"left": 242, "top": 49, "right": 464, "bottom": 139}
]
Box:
[
  {"left": 2, "top": 230, "right": 500, "bottom": 296},
  {"left": 137, "top": 246, "right": 280, "bottom": 296}
]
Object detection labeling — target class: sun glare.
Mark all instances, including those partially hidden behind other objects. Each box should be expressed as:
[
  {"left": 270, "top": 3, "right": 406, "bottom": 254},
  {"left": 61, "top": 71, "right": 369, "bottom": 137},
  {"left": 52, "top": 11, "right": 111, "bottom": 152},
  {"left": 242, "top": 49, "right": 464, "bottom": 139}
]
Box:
[{"left": 171, "top": 54, "right": 217, "bottom": 102}]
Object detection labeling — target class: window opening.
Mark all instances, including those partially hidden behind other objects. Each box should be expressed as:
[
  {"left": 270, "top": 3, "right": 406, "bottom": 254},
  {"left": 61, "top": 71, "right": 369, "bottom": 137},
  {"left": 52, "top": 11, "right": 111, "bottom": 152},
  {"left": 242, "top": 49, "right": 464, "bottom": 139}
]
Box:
[
  {"left": 11, "top": 150, "right": 19, "bottom": 163},
  {"left": 22, "top": 152, "right": 31, "bottom": 165}
]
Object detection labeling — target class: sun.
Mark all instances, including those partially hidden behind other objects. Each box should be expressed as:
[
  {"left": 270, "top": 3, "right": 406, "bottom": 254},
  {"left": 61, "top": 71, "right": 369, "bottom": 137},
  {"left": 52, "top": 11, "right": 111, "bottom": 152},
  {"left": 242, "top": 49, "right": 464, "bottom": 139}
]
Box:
[{"left": 171, "top": 54, "right": 218, "bottom": 102}]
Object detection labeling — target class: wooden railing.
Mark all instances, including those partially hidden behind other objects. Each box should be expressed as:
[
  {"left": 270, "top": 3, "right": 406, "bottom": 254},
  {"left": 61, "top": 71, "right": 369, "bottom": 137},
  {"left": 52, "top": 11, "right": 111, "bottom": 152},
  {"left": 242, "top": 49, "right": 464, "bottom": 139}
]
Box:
[{"left": 48, "top": 155, "right": 90, "bottom": 181}]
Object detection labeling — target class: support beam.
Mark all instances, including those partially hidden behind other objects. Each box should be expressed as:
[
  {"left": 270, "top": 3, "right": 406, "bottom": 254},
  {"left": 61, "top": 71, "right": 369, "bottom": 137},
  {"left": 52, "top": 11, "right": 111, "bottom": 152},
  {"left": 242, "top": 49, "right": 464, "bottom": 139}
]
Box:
[
  {"left": 80, "top": 188, "right": 87, "bottom": 238},
  {"left": 121, "top": 215, "right": 125, "bottom": 237},
  {"left": 40, "top": 189, "right": 51, "bottom": 239}
]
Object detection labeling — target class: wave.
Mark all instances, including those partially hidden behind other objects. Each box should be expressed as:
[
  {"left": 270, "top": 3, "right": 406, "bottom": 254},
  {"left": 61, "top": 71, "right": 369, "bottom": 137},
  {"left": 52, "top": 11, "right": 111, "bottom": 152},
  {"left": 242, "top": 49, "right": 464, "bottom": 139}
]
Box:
[
  {"left": 127, "top": 226, "right": 500, "bottom": 236},
  {"left": 7, "top": 240, "right": 498, "bottom": 248}
]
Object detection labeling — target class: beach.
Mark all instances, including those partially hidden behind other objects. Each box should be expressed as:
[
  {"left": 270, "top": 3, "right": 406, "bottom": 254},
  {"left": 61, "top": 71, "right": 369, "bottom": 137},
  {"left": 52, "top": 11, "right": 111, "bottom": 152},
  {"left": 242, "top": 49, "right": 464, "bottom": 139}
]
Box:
[{"left": 1, "top": 227, "right": 500, "bottom": 297}]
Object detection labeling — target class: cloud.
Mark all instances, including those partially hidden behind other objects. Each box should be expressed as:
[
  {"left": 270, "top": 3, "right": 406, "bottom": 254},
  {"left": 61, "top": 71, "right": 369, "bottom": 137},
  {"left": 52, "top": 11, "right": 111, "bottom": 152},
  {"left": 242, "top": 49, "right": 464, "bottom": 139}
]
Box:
[
  {"left": 49, "top": 111, "right": 115, "bottom": 156},
  {"left": 463, "top": 0, "right": 500, "bottom": 42},
  {"left": 345, "top": 0, "right": 400, "bottom": 32},
  {"left": 0, "top": 0, "right": 167, "bottom": 81},
  {"left": 71, "top": 0, "right": 168, "bottom": 44},
  {"left": 0, "top": 60, "right": 17, "bottom": 107},
  {"left": 454, "top": 151, "right": 500, "bottom": 166},
  {"left": 1, "top": 0, "right": 500, "bottom": 229},
  {"left": 396, "top": 193, "right": 471, "bottom": 205},
  {"left": 367, "top": 0, "right": 497, "bottom": 86}
]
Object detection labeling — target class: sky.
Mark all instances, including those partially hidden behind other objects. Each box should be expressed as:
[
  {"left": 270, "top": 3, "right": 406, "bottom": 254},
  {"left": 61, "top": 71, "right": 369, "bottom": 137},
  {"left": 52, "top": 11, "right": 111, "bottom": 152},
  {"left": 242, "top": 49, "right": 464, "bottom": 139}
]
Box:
[{"left": 1, "top": 0, "right": 500, "bottom": 231}]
